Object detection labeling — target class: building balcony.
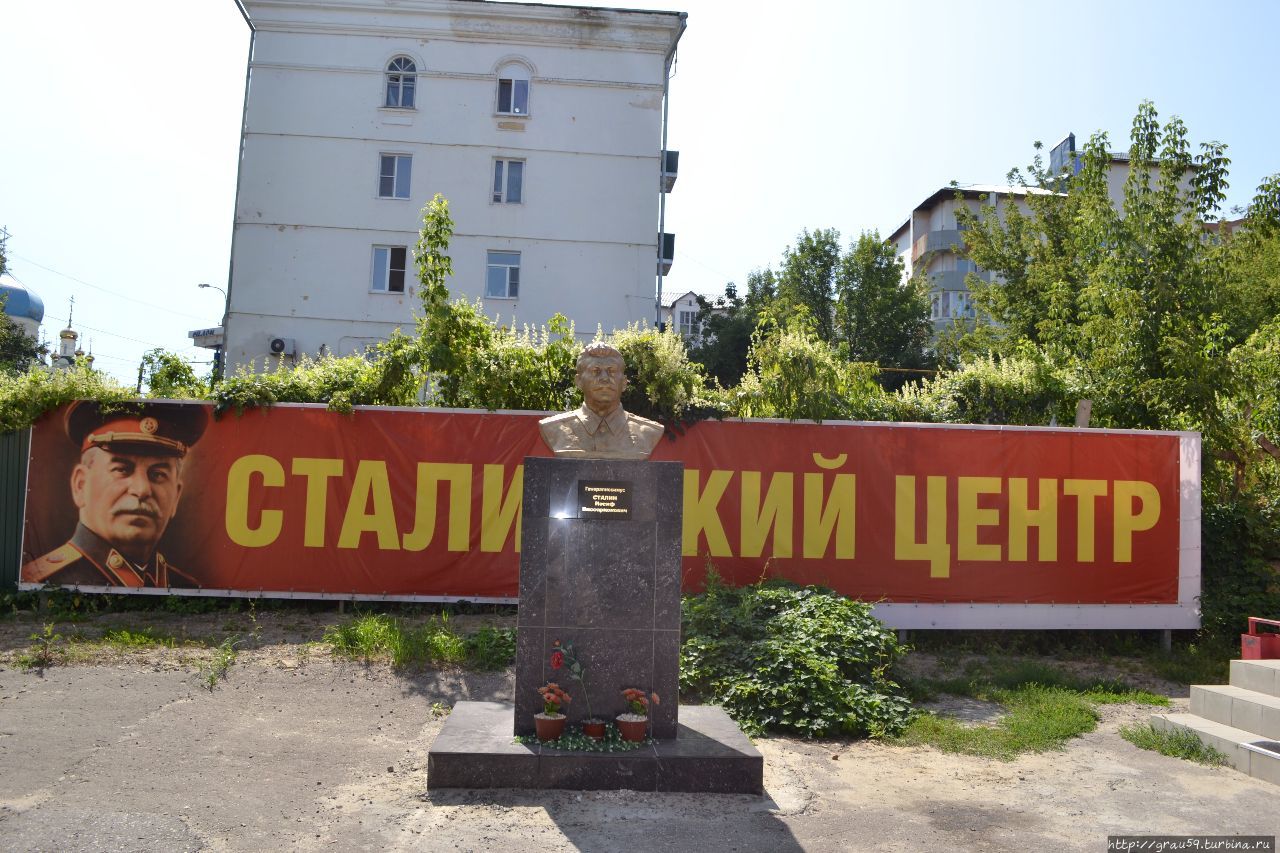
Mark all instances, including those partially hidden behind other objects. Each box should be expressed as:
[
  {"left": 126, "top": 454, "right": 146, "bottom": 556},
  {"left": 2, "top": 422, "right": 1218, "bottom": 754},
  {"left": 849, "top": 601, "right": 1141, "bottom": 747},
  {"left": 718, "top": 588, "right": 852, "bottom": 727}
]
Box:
[
  {"left": 911, "top": 228, "right": 965, "bottom": 264},
  {"left": 661, "top": 150, "right": 679, "bottom": 193}
]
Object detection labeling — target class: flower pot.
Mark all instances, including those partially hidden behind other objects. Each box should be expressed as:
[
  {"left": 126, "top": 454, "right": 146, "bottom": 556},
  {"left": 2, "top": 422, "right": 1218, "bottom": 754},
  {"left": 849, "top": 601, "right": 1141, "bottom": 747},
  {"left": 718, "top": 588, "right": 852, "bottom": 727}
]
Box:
[
  {"left": 616, "top": 714, "right": 648, "bottom": 742},
  {"left": 581, "top": 719, "right": 606, "bottom": 741},
  {"left": 535, "top": 713, "right": 566, "bottom": 742}
]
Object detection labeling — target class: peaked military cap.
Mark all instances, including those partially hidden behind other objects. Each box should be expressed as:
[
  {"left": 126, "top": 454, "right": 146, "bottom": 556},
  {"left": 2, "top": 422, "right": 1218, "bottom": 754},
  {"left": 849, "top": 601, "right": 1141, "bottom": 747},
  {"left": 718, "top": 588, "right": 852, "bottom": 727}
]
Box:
[{"left": 65, "top": 401, "right": 209, "bottom": 458}]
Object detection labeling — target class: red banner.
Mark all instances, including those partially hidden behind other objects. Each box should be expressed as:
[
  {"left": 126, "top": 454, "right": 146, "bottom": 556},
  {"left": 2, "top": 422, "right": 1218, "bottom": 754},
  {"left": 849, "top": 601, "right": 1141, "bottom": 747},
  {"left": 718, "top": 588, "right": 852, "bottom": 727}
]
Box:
[{"left": 19, "top": 402, "right": 1197, "bottom": 613}]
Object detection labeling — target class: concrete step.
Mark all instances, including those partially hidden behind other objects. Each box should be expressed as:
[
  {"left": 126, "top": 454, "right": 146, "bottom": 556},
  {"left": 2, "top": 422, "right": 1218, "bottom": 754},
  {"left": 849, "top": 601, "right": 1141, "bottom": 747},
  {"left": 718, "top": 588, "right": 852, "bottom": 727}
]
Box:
[
  {"left": 1230, "top": 659, "right": 1280, "bottom": 698},
  {"left": 1190, "top": 684, "right": 1280, "bottom": 739},
  {"left": 1151, "top": 712, "right": 1280, "bottom": 786}
]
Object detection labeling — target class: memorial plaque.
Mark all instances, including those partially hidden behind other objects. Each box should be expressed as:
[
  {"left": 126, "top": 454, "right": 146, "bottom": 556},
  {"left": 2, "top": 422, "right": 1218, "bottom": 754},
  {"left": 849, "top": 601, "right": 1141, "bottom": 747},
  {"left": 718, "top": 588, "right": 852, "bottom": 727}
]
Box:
[{"left": 577, "top": 480, "right": 632, "bottom": 519}]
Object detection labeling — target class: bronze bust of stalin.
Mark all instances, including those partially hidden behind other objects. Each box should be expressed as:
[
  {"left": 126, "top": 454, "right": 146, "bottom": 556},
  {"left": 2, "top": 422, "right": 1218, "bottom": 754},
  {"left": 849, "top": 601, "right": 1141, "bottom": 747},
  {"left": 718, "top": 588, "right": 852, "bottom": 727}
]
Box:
[{"left": 538, "top": 343, "right": 664, "bottom": 460}]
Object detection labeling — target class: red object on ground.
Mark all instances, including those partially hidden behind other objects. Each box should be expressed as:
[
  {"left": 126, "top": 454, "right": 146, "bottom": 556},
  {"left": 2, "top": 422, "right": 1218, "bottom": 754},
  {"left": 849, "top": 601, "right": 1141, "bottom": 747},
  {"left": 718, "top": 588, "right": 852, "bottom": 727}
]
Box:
[{"left": 1241, "top": 617, "right": 1280, "bottom": 660}]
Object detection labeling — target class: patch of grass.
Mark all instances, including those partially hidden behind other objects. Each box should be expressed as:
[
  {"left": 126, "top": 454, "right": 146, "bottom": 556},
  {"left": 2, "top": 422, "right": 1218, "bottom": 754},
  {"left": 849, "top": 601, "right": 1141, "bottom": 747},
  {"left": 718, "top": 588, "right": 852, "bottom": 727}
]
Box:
[
  {"left": 199, "top": 637, "right": 239, "bottom": 692},
  {"left": 464, "top": 626, "right": 516, "bottom": 670},
  {"left": 1146, "top": 638, "right": 1234, "bottom": 686},
  {"left": 99, "top": 627, "right": 181, "bottom": 650},
  {"left": 1119, "top": 722, "right": 1229, "bottom": 766},
  {"left": 899, "top": 658, "right": 1171, "bottom": 760},
  {"left": 914, "top": 659, "right": 1169, "bottom": 707},
  {"left": 323, "top": 612, "right": 468, "bottom": 668},
  {"left": 896, "top": 685, "right": 1100, "bottom": 760}
]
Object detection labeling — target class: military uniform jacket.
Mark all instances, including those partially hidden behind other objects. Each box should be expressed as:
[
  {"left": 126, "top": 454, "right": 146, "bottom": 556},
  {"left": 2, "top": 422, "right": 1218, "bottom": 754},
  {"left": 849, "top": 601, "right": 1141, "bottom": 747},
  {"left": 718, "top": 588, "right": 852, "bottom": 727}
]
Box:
[
  {"left": 538, "top": 404, "right": 664, "bottom": 460},
  {"left": 22, "top": 524, "right": 199, "bottom": 589}
]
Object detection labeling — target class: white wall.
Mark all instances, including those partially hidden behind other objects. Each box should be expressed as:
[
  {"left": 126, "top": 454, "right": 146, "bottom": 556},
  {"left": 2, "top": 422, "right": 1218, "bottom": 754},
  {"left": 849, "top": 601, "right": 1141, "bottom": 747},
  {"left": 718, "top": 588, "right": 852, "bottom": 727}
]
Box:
[{"left": 226, "top": 0, "right": 683, "bottom": 370}]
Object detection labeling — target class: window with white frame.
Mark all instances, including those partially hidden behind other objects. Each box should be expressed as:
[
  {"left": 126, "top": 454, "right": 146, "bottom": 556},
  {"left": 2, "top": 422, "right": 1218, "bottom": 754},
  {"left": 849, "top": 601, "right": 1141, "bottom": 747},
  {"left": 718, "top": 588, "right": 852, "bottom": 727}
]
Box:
[
  {"left": 492, "top": 159, "right": 524, "bottom": 203},
  {"left": 486, "top": 251, "right": 520, "bottom": 298},
  {"left": 378, "top": 154, "right": 412, "bottom": 199},
  {"left": 496, "top": 76, "right": 529, "bottom": 115},
  {"left": 371, "top": 246, "right": 407, "bottom": 293},
  {"left": 931, "top": 290, "right": 976, "bottom": 320},
  {"left": 385, "top": 57, "right": 416, "bottom": 108},
  {"left": 678, "top": 309, "right": 699, "bottom": 339}
]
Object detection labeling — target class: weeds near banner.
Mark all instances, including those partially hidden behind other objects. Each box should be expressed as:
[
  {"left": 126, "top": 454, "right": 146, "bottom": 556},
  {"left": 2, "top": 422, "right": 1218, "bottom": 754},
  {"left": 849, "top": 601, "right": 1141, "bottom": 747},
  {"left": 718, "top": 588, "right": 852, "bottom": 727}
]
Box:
[
  {"left": 200, "top": 637, "right": 239, "bottom": 692},
  {"left": 323, "top": 612, "right": 516, "bottom": 671},
  {"left": 15, "top": 623, "right": 62, "bottom": 672}
]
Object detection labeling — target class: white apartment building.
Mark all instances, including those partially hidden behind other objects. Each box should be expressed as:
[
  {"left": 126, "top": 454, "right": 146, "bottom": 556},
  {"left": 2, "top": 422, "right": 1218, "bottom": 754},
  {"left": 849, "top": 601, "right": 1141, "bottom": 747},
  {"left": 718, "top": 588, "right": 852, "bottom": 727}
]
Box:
[{"left": 222, "top": 0, "right": 685, "bottom": 369}]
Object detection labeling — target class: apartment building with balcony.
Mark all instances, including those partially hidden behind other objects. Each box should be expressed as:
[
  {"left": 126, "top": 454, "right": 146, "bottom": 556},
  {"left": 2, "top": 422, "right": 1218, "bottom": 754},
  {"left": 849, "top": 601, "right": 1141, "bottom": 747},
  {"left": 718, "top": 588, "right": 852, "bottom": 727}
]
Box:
[
  {"left": 888, "top": 134, "right": 1193, "bottom": 334},
  {"left": 888, "top": 185, "right": 1040, "bottom": 332},
  {"left": 220, "top": 0, "right": 685, "bottom": 369}
]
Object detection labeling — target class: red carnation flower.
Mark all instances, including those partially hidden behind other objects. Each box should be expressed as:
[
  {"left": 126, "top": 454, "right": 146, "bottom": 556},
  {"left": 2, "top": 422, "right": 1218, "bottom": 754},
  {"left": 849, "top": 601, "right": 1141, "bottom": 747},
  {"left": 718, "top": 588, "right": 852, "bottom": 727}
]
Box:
[{"left": 551, "top": 650, "right": 564, "bottom": 669}]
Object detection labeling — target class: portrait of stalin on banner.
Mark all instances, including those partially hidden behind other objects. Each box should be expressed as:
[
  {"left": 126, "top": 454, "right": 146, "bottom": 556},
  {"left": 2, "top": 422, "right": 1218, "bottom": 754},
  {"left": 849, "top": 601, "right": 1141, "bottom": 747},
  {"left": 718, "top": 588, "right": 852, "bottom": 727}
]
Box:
[{"left": 22, "top": 401, "right": 209, "bottom": 589}]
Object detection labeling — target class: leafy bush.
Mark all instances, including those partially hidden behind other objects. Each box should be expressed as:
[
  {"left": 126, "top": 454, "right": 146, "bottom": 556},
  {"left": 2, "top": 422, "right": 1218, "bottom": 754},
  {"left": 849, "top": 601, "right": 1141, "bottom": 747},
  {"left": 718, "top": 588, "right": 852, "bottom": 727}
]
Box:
[
  {"left": 902, "top": 354, "right": 1073, "bottom": 426},
  {"left": 731, "top": 315, "right": 891, "bottom": 423},
  {"left": 464, "top": 625, "right": 517, "bottom": 670},
  {"left": 0, "top": 363, "right": 134, "bottom": 433},
  {"left": 1199, "top": 496, "right": 1280, "bottom": 638},
  {"left": 680, "top": 572, "right": 912, "bottom": 738},
  {"left": 211, "top": 332, "right": 423, "bottom": 417},
  {"left": 612, "top": 323, "right": 727, "bottom": 427}
]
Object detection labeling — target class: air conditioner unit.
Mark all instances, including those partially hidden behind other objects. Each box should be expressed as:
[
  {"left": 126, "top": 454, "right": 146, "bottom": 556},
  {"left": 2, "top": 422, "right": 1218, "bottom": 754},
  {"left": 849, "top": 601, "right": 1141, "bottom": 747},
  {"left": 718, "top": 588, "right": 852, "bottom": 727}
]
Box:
[
  {"left": 657, "top": 232, "right": 675, "bottom": 276},
  {"left": 661, "top": 149, "right": 679, "bottom": 193},
  {"left": 269, "top": 337, "right": 296, "bottom": 357}
]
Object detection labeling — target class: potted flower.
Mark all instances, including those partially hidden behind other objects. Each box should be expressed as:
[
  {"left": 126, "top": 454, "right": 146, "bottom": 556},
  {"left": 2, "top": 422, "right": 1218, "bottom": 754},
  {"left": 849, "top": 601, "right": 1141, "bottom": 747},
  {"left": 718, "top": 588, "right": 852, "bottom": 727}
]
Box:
[
  {"left": 617, "top": 687, "right": 658, "bottom": 742},
  {"left": 535, "top": 682, "right": 571, "bottom": 741},
  {"left": 552, "top": 640, "right": 605, "bottom": 740}
]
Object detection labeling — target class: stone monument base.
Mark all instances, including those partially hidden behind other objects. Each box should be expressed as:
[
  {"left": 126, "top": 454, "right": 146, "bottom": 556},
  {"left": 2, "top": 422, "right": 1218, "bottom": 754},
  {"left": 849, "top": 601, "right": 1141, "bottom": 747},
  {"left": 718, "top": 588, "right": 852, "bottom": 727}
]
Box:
[{"left": 427, "top": 701, "right": 763, "bottom": 794}]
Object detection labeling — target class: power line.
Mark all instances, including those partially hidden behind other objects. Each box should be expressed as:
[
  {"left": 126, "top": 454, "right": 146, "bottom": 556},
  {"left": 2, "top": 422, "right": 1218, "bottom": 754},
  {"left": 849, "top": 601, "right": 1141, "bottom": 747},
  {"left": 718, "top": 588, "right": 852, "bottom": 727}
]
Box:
[
  {"left": 11, "top": 253, "right": 215, "bottom": 322},
  {"left": 43, "top": 313, "right": 183, "bottom": 350}
]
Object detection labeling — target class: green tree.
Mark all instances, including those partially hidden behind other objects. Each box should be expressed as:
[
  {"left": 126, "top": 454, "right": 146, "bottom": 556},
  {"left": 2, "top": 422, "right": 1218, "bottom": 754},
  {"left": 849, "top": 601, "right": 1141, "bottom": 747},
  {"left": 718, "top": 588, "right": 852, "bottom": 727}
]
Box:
[
  {"left": 954, "top": 101, "right": 1266, "bottom": 485},
  {"left": 140, "top": 349, "right": 208, "bottom": 398},
  {"left": 733, "top": 312, "right": 885, "bottom": 422},
  {"left": 775, "top": 228, "right": 841, "bottom": 343},
  {"left": 834, "top": 231, "right": 933, "bottom": 388},
  {"left": 689, "top": 282, "right": 757, "bottom": 387}
]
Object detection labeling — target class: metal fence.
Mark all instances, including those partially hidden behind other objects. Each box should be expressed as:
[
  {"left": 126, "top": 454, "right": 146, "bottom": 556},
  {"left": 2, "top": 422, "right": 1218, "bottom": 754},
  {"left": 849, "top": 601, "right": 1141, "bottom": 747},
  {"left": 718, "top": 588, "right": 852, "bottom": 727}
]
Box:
[{"left": 0, "top": 430, "right": 30, "bottom": 589}]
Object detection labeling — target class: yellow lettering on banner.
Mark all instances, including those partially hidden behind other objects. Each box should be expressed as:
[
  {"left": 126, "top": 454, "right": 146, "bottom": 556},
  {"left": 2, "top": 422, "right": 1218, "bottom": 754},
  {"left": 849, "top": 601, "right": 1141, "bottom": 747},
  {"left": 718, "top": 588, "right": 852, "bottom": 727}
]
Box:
[
  {"left": 895, "top": 475, "right": 950, "bottom": 578},
  {"left": 803, "top": 472, "right": 855, "bottom": 559},
  {"left": 1114, "top": 480, "right": 1160, "bottom": 562},
  {"left": 402, "top": 463, "right": 472, "bottom": 552},
  {"left": 1063, "top": 479, "right": 1107, "bottom": 562},
  {"left": 291, "top": 457, "right": 343, "bottom": 548},
  {"left": 957, "top": 476, "right": 1002, "bottom": 562},
  {"left": 1008, "top": 478, "right": 1058, "bottom": 561},
  {"left": 225, "top": 455, "right": 284, "bottom": 548},
  {"left": 480, "top": 464, "right": 522, "bottom": 553},
  {"left": 682, "top": 470, "right": 733, "bottom": 557},
  {"left": 740, "top": 471, "right": 794, "bottom": 558},
  {"left": 338, "top": 460, "right": 399, "bottom": 550}
]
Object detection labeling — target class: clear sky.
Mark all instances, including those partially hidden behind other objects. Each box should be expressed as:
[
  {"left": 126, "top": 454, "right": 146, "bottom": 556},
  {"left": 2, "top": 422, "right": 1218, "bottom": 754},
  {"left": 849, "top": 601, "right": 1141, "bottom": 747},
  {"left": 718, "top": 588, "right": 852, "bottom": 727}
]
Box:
[{"left": 2, "top": 0, "right": 1278, "bottom": 385}]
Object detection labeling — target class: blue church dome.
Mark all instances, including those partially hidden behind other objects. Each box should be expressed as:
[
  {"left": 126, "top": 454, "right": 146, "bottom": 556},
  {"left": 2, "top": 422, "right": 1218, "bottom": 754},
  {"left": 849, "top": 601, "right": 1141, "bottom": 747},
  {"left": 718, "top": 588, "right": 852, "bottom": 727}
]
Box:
[{"left": 0, "top": 273, "right": 45, "bottom": 324}]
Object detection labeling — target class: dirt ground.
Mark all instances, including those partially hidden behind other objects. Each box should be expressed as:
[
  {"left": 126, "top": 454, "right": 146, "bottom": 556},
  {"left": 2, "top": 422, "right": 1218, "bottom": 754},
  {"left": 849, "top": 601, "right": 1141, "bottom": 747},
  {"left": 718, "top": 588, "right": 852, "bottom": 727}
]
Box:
[{"left": 1, "top": 611, "right": 1277, "bottom": 853}]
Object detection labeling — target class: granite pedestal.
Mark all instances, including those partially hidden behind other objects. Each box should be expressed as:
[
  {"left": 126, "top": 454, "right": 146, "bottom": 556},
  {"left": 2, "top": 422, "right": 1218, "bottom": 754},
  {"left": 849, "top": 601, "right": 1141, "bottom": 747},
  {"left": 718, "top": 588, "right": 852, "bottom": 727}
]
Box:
[
  {"left": 427, "top": 701, "right": 763, "bottom": 793},
  {"left": 426, "top": 454, "right": 763, "bottom": 794},
  {"left": 513, "top": 456, "right": 682, "bottom": 738}
]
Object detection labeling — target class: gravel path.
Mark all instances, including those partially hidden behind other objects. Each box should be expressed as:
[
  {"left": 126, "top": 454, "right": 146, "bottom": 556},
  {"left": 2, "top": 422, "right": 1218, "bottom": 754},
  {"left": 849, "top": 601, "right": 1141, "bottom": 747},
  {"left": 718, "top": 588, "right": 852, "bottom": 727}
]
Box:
[{"left": 0, "top": 613, "right": 1276, "bottom": 852}]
